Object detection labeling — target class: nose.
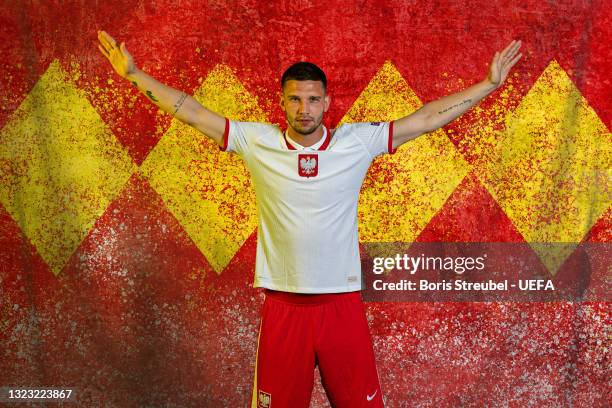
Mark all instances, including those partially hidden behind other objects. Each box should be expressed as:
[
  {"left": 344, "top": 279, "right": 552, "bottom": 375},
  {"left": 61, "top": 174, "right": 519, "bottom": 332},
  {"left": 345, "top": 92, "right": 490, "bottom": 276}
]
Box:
[{"left": 297, "top": 100, "right": 309, "bottom": 115}]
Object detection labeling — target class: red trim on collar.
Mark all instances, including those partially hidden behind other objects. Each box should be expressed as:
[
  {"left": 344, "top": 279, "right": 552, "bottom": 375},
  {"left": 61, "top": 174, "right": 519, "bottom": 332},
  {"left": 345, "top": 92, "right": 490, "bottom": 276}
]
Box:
[
  {"left": 388, "top": 120, "right": 397, "bottom": 154},
  {"left": 219, "top": 117, "right": 230, "bottom": 151},
  {"left": 319, "top": 129, "right": 331, "bottom": 150},
  {"left": 284, "top": 127, "right": 331, "bottom": 151},
  {"left": 284, "top": 133, "right": 297, "bottom": 150}
]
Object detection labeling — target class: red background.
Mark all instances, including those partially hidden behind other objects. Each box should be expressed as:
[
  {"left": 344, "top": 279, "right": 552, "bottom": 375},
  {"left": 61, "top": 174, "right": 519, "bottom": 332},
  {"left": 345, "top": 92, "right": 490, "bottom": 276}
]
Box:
[{"left": 1, "top": 1, "right": 610, "bottom": 406}]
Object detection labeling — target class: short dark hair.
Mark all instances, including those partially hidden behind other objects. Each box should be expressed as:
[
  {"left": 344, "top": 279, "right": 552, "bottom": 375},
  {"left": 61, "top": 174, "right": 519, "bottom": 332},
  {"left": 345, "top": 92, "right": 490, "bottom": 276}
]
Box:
[{"left": 281, "top": 62, "right": 327, "bottom": 91}]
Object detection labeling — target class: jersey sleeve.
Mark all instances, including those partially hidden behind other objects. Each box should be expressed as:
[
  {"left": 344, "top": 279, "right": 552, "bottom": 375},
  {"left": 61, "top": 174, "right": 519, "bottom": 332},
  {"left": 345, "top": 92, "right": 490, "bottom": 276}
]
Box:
[
  {"left": 350, "top": 121, "right": 397, "bottom": 158},
  {"left": 219, "top": 119, "right": 274, "bottom": 157}
]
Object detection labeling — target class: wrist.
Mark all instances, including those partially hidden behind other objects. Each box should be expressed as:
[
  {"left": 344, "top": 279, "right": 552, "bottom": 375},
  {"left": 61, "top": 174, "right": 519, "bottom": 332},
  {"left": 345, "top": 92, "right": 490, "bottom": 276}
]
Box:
[
  {"left": 125, "top": 67, "right": 141, "bottom": 82},
  {"left": 481, "top": 78, "right": 499, "bottom": 93}
]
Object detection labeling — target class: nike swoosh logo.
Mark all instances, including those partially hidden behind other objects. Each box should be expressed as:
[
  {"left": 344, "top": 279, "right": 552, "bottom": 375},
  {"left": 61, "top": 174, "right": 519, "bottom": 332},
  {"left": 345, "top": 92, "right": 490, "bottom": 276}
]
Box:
[{"left": 367, "top": 389, "right": 378, "bottom": 401}]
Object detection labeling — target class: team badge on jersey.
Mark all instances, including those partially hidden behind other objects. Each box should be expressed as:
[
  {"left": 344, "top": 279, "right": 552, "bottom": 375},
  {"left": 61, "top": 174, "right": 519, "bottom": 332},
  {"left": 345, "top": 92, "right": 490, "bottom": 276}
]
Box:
[
  {"left": 257, "top": 390, "right": 272, "bottom": 407},
  {"left": 298, "top": 154, "right": 318, "bottom": 178}
]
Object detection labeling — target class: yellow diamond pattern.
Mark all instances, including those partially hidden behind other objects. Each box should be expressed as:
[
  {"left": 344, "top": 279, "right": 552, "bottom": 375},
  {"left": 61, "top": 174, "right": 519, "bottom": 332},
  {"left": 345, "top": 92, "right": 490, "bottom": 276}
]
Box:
[
  {"left": 339, "top": 61, "right": 470, "bottom": 242},
  {"left": 453, "top": 74, "right": 522, "bottom": 164},
  {"left": 475, "top": 59, "right": 612, "bottom": 273},
  {"left": 0, "top": 59, "right": 137, "bottom": 275},
  {"left": 2, "top": 58, "right": 609, "bottom": 277},
  {"left": 139, "top": 65, "right": 264, "bottom": 273}
]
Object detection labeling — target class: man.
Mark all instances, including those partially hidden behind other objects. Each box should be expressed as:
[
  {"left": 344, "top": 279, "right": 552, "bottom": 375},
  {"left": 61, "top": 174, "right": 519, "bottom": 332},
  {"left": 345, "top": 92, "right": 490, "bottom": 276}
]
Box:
[{"left": 97, "top": 30, "right": 522, "bottom": 407}]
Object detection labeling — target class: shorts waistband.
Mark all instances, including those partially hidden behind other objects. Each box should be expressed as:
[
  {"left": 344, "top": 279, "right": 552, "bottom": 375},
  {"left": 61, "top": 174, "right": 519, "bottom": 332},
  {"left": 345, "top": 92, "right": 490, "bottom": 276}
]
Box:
[{"left": 264, "top": 289, "right": 361, "bottom": 305}]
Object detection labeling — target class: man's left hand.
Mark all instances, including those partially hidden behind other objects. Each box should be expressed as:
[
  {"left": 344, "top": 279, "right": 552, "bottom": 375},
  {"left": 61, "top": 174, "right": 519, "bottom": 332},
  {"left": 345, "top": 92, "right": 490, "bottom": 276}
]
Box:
[{"left": 487, "top": 39, "right": 522, "bottom": 89}]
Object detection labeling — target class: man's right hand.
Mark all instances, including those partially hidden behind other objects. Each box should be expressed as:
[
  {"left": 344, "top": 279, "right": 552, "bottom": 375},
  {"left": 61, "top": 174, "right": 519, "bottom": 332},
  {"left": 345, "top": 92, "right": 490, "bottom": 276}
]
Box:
[
  {"left": 97, "top": 30, "right": 137, "bottom": 79},
  {"left": 95, "top": 29, "right": 227, "bottom": 147}
]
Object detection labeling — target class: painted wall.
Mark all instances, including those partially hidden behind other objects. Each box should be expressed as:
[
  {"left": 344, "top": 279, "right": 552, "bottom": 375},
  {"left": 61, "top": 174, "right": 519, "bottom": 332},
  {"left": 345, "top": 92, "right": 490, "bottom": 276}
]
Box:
[{"left": 0, "top": 1, "right": 610, "bottom": 406}]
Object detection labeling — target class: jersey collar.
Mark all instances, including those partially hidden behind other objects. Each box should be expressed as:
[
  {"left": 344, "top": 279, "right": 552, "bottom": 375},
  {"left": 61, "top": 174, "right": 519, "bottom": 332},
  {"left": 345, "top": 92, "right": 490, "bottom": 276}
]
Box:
[{"left": 284, "top": 126, "right": 331, "bottom": 151}]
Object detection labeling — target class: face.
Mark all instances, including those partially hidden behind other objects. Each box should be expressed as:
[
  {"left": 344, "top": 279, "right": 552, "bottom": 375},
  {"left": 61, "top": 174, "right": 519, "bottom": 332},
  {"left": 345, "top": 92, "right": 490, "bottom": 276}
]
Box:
[{"left": 280, "top": 80, "right": 330, "bottom": 136}]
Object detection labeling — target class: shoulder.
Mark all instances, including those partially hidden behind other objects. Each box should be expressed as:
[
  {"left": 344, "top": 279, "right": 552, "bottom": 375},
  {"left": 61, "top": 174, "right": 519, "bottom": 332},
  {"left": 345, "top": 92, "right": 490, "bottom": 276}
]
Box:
[
  {"left": 224, "top": 120, "right": 282, "bottom": 153},
  {"left": 229, "top": 121, "right": 282, "bottom": 143},
  {"left": 334, "top": 121, "right": 387, "bottom": 135},
  {"left": 332, "top": 122, "right": 389, "bottom": 143},
  {"left": 230, "top": 120, "right": 280, "bottom": 134},
  {"left": 331, "top": 121, "right": 393, "bottom": 157}
]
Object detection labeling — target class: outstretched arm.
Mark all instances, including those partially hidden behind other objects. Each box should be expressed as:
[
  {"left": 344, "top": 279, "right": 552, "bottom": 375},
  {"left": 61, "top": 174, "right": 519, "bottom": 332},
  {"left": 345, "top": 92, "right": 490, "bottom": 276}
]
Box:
[
  {"left": 97, "top": 30, "right": 226, "bottom": 147},
  {"left": 391, "top": 39, "right": 522, "bottom": 150}
]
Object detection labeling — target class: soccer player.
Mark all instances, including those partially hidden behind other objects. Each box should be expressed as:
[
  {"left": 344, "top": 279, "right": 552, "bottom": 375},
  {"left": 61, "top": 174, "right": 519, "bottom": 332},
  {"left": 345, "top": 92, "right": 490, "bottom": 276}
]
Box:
[{"left": 97, "top": 30, "right": 521, "bottom": 407}]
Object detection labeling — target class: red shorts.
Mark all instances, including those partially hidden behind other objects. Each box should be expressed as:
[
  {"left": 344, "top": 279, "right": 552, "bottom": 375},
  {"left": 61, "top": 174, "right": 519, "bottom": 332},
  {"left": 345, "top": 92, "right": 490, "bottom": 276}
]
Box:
[{"left": 251, "top": 289, "right": 384, "bottom": 407}]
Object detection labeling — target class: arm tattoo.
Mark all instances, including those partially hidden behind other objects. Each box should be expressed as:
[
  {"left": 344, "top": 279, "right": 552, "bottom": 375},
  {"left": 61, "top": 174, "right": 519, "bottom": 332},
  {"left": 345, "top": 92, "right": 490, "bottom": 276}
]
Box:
[
  {"left": 173, "top": 92, "right": 188, "bottom": 115},
  {"left": 438, "top": 98, "right": 472, "bottom": 115},
  {"left": 145, "top": 90, "right": 159, "bottom": 102}
]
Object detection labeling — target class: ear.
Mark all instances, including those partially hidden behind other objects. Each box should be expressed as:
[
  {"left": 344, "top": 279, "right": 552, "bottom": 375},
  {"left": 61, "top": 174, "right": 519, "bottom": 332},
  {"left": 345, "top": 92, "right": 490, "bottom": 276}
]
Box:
[
  {"left": 279, "top": 93, "right": 286, "bottom": 112},
  {"left": 324, "top": 94, "right": 331, "bottom": 113}
]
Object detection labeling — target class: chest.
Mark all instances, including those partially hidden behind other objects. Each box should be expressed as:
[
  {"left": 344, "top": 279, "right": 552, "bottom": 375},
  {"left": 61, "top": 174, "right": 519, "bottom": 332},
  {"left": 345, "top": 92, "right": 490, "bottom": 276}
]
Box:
[{"left": 246, "top": 144, "right": 371, "bottom": 202}]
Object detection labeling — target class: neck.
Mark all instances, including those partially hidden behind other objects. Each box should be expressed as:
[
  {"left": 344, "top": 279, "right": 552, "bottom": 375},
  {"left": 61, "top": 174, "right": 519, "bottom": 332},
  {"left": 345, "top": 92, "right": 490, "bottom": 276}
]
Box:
[{"left": 287, "top": 124, "right": 325, "bottom": 147}]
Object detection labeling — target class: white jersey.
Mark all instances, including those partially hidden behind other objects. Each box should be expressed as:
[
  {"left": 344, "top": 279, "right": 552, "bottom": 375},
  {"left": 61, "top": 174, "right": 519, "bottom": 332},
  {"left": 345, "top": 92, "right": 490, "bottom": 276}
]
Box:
[{"left": 222, "top": 118, "right": 395, "bottom": 293}]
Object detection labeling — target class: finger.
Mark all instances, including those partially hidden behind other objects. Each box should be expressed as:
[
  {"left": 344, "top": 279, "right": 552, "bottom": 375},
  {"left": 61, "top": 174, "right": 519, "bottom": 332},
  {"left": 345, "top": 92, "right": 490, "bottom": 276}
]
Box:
[
  {"left": 98, "top": 43, "right": 110, "bottom": 58},
  {"left": 502, "top": 40, "right": 521, "bottom": 61},
  {"left": 100, "top": 30, "right": 118, "bottom": 46},
  {"left": 506, "top": 40, "right": 521, "bottom": 58},
  {"left": 98, "top": 35, "right": 116, "bottom": 52},
  {"left": 501, "top": 41, "right": 521, "bottom": 66},
  {"left": 98, "top": 41, "right": 109, "bottom": 55},
  {"left": 101, "top": 42, "right": 117, "bottom": 58},
  {"left": 97, "top": 37, "right": 111, "bottom": 55},
  {"left": 503, "top": 50, "right": 522, "bottom": 68},
  {"left": 492, "top": 51, "right": 499, "bottom": 65},
  {"left": 97, "top": 30, "right": 111, "bottom": 44},
  {"left": 99, "top": 31, "right": 118, "bottom": 50},
  {"left": 500, "top": 40, "right": 517, "bottom": 57},
  {"left": 508, "top": 52, "right": 522, "bottom": 68},
  {"left": 501, "top": 54, "right": 522, "bottom": 77}
]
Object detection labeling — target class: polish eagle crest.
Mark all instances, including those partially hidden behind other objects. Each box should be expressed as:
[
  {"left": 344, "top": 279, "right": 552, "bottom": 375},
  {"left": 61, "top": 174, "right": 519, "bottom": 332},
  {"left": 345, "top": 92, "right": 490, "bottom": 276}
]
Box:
[{"left": 297, "top": 154, "right": 318, "bottom": 178}]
